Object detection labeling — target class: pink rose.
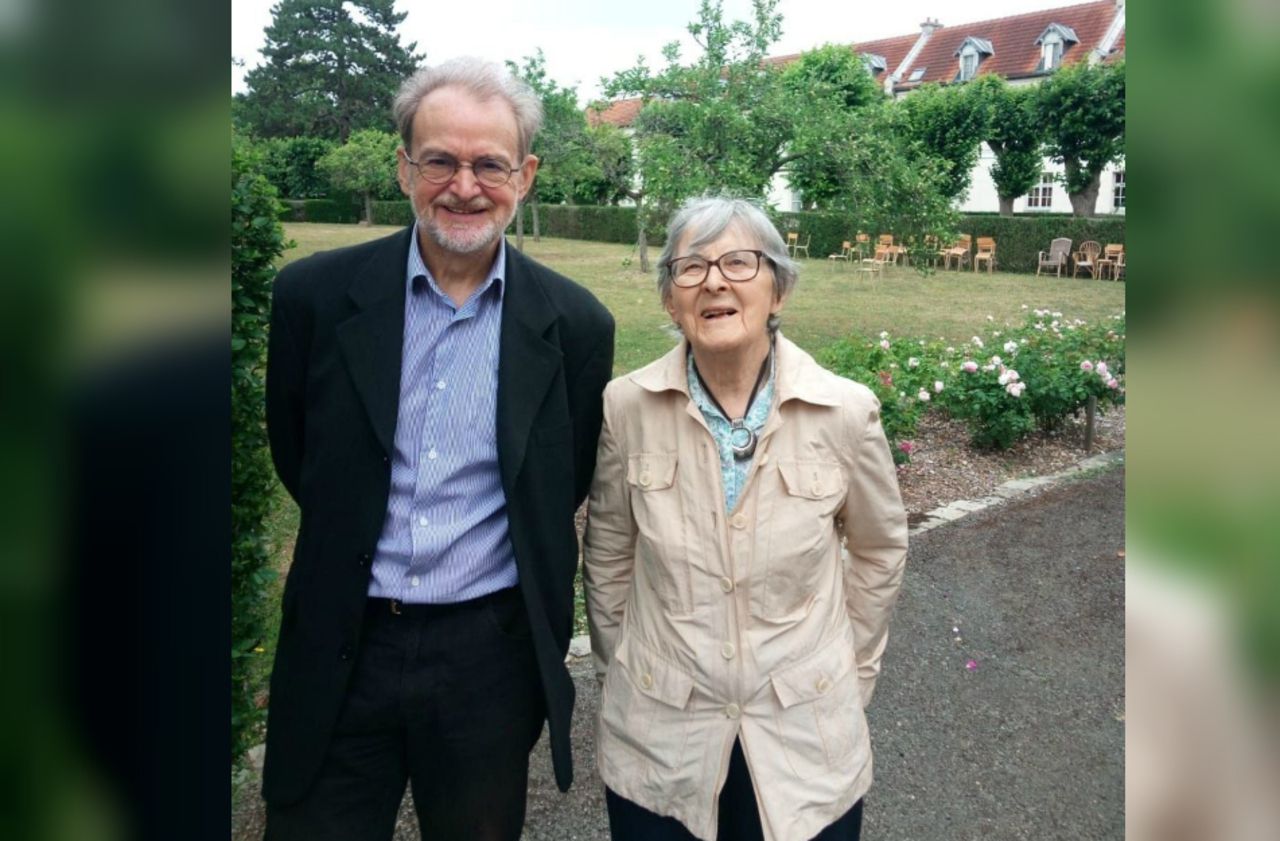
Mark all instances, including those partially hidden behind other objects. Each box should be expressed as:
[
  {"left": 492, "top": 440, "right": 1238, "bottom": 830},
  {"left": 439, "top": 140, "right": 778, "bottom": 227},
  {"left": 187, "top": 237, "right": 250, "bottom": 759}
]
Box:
[
  {"left": 1080, "top": 360, "right": 1094, "bottom": 372},
  {"left": 962, "top": 360, "right": 978, "bottom": 373}
]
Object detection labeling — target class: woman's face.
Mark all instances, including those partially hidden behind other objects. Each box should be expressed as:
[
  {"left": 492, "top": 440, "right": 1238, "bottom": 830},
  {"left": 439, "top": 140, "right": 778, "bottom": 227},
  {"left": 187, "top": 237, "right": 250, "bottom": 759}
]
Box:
[{"left": 664, "top": 223, "right": 784, "bottom": 359}]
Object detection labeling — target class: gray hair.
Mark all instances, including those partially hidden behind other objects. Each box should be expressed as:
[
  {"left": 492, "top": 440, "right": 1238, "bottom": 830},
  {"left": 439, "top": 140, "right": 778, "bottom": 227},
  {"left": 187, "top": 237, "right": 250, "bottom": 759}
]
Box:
[
  {"left": 657, "top": 196, "right": 799, "bottom": 333},
  {"left": 393, "top": 57, "right": 544, "bottom": 159}
]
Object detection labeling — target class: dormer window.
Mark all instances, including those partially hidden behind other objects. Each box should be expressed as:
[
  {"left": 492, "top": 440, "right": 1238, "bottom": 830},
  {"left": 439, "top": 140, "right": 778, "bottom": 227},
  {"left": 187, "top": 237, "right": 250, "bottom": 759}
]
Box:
[
  {"left": 953, "top": 37, "right": 993, "bottom": 82},
  {"left": 1036, "top": 23, "right": 1079, "bottom": 71},
  {"left": 862, "top": 53, "right": 887, "bottom": 75}
]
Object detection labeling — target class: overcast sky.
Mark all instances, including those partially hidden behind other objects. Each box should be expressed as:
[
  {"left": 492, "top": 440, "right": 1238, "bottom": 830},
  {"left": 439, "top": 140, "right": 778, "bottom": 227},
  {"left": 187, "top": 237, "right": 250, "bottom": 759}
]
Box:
[{"left": 232, "top": 0, "right": 1092, "bottom": 105}]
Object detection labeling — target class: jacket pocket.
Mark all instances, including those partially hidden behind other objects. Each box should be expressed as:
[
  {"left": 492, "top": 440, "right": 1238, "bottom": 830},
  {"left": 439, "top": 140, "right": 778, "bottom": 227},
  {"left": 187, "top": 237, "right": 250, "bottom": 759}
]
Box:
[
  {"left": 599, "top": 636, "right": 696, "bottom": 774},
  {"left": 754, "top": 460, "right": 846, "bottom": 621},
  {"left": 768, "top": 640, "right": 864, "bottom": 780},
  {"left": 625, "top": 453, "right": 693, "bottom": 614}
]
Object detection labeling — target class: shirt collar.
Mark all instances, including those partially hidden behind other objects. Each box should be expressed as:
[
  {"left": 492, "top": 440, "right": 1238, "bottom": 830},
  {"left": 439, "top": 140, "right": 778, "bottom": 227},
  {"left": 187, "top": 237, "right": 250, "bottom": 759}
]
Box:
[
  {"left": 630, "top": 333, "right": 842, "bottom": 408},
  {"left": 405, "top": 223, "right": 507, "bottom": 305}
]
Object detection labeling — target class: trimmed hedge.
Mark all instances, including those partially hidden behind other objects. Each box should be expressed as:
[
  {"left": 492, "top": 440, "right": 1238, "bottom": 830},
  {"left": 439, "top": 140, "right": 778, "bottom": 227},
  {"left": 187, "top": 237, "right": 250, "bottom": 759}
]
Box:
[
  {"left": 515, "top": 206, "right": 1123, "bottom": 274},
  {"left": 950, "top": 215, "right": 1125, "bottom": 274},
  {"left": 280, "top": 202, "right": 1124, "bottom": 275},
  {"left": 279, "top": 198, "right": 362, "bottom": 224}
]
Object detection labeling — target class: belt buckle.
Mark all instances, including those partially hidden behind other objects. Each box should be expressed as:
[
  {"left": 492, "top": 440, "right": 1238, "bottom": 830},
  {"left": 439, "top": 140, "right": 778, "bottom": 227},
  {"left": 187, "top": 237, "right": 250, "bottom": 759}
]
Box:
[{"left": 389, "top": 598, "right": 402, "bottom": 615}]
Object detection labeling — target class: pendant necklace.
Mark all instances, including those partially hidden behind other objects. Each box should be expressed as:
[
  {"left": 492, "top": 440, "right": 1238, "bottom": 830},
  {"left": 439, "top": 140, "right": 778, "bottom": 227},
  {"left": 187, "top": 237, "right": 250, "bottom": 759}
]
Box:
[{"left": 693, "top": 347, "right": 772, "bottom": 461}]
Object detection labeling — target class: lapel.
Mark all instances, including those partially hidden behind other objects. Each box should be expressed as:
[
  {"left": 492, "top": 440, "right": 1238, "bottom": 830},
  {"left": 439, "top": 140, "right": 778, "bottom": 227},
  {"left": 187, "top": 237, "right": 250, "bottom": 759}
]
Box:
[
  {"left": 335, "top": 226, "right": 414, "bottom": 457},
  {"left": 497, "top": 244, "right": 562, "bottom": 496}
]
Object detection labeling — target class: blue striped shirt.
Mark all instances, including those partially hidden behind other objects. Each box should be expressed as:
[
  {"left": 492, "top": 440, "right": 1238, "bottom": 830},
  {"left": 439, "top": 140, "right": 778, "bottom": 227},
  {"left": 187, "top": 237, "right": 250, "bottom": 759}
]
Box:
[{"left": 368, "top": 229, "right": 516, "bottom": 603}]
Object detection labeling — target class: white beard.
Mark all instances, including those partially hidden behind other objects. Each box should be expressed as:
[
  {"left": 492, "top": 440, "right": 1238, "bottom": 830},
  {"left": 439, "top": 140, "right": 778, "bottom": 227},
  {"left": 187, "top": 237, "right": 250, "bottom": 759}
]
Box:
[{"left": 414, "top": 199, "right": 514, "bottom": 255}]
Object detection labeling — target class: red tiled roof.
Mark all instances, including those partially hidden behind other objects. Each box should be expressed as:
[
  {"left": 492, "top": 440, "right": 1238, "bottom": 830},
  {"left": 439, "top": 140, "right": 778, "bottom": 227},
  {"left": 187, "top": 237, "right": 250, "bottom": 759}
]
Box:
[
  {"left": 894, "top": 1, "right": 1118, "bottom": 90},
  {"left": 1102, "top": 30, "right": 1125, "bottom": 63},
  {"left": 585, "top": 2, "right": 1122, "bottom": 124},
  {"left": 587, "top": 98, "right": 642, "bottom": 128}
]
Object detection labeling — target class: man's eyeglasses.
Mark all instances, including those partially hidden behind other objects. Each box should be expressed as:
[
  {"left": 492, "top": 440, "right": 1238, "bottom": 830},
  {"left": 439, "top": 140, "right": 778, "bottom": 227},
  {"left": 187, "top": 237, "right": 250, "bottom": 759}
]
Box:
[
  {"left": 404, "top": 153, "right": 521, "bottom": 188},
  {"left": 667, "top": 250, "right": 768, "bottom": 288}
]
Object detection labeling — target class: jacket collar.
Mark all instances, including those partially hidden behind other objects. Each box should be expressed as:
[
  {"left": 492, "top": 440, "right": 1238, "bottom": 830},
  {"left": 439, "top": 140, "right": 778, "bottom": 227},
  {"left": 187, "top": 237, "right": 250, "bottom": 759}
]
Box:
[{"left": 630, "top": 333, "right": 842, "bottom": 408}]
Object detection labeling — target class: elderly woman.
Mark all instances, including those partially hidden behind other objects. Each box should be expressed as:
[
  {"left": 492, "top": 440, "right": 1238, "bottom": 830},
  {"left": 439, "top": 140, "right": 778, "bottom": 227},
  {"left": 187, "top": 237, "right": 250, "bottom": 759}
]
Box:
[{"left": 584, "top": 197, "right": 908, "bottom": 841}]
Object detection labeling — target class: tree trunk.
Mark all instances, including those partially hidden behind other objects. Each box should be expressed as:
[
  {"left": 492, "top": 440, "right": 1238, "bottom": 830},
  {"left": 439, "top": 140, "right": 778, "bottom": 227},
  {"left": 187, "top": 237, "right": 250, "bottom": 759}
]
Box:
[
  {"left": 362, "top": 192, "right": 373, "bottom": 225},
  {"left": 532, "top": 196, "right": 541, "bottom": 241},
  {"left": 1065, "top": 162, "right": 1102, "bottom": 217},
  {"left": 515, "top": 200, "right": 525, "bottom": 250},
  {"left": 997, "top": 195, "right": 1015, "bottom": 216},
  {"left": 635, "top": 198, "right": 650, "bottom": 273}
]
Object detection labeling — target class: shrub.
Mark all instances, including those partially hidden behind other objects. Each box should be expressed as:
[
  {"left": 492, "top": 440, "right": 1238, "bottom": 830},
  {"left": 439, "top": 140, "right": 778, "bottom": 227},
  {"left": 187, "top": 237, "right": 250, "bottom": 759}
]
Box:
[
  {"left": 822, "top": 309, "right": 1125, "bottom": 453},
  {"left": 371, "top": 200, "right": 415, "bottom": 227},
  {"left": 231, "top": 138, "right": 288, "bottom": 765}
]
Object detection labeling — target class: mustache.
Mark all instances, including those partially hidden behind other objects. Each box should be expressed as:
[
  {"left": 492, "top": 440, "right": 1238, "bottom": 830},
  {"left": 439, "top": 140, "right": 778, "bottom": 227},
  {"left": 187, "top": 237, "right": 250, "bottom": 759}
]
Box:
[{"left": 433, "top": 199, "right": 494, "bottom": 212}]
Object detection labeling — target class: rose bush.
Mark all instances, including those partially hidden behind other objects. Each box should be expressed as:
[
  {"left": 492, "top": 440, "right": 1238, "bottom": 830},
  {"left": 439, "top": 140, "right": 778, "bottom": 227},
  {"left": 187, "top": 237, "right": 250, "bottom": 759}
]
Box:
[{"left": 821, "top": 310, "right": 1125, "bottom": 456}]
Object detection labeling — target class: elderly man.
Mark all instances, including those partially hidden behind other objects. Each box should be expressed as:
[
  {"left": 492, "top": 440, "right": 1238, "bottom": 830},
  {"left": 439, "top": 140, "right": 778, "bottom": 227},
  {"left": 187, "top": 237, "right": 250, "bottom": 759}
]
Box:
[{"left": 262, "top": 57, "right": 615, "bottom": 840}]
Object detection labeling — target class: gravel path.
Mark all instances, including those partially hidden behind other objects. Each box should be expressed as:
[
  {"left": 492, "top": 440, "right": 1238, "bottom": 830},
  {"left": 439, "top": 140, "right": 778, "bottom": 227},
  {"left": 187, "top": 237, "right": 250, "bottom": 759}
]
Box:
[{"left": 234, "top": 464, "right": 1124, "bottom": 840}]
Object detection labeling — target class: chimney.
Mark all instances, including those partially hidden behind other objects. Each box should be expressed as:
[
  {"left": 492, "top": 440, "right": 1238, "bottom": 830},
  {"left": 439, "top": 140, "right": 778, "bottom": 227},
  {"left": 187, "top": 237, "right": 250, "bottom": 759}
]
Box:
[{"left": 920, "top": 17, "right": 942, "bottom": 36}]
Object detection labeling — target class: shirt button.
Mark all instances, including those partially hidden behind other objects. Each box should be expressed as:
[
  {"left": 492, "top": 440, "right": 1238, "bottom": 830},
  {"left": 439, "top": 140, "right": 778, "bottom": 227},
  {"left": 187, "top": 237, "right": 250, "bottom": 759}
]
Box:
[
  {"left": 418, "top": 515, "right": 428, "bottom": 526},
  {"left": 811, "top": 483, "right": 823, "bottom": 496},
  {"left": 639, "top": 673, "right": 653, "bottom": 690},
  {"left": 721, "top": 642, "right": 736, "bottom": 660},
  {"left": 731, "top": 513, "right": 747, "bottom": 530},
  {"left": 638, "top": 472, "right": 651, "bottom": 488},
  {"left": 718, "top": 576, "right": 734, "bottom": 593},
  {"left": 436, "top": 380, "right": 446, "bottom": 390},
  {"left": 724, "top": 703, "right": 741, "bottom": 719},
  {"left": 410, "top": 576, "right": 420, "bottom": 587},
  {"left": 816, "top": 677, "right": 832, "bottom": 694},
  {"left": 427, "top": 448, "right": 438, "bottom": 460}
]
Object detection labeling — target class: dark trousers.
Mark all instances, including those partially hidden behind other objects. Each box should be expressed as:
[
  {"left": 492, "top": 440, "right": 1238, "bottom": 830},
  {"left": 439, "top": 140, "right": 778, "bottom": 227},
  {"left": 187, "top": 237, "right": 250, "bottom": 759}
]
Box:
[
  {"left": 265, "top": 587, "right": 545, "bottom": 841},
  {"left": 605, "top": 739, "right": 864, "bottom": 841}
]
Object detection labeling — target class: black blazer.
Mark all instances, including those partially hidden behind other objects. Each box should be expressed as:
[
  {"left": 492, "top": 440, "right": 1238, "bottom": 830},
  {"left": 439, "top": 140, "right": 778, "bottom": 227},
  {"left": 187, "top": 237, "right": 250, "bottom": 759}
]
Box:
[{"left": 263, "top": 226, "right": 615, "bottom": 804}]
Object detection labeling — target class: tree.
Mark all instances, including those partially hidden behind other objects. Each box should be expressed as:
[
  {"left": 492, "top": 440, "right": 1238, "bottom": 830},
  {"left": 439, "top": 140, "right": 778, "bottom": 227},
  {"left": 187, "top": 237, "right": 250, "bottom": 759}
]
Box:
[
  {"left": 898, "top": 81, "right": 991, "bottom": 202},
  {"left": 820, "top": 103, "right": 960, "bottom": 266},
  {"left": 257, "top": 135, "right": 337, "bottom": 199},
  {"left": 602, "top": 0, "right": 793, "bottom": 269},
  {"left": 1037, "top": 59, "right": 1125, "bottom": 216},
  {"left": 780, "top": 43, "right": 885, "bottom": 208},
  {"left": 970, "top": 75, "right": 1044, "bottom": 216},
  {"left": 236, "top": 0, "right": 422, "bottom": 142},
  {"left": 507, "top": 50, "right": 598, "bottom": 246},
  {"left": 317, "top": 129, "right": 400, "bottom": 223}
]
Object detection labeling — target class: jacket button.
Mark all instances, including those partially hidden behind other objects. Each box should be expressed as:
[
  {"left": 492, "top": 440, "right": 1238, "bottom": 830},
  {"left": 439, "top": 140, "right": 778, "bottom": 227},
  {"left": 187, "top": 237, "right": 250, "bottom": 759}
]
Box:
[
  {"left": 730, "top": 513, "right": 747, "bottom": 530},
  {"left": 816, "top": 677, "right": 832, "bottom": 694},
  {"left": 721, "top": 642, "right": 736, "bottom": 660},
  {"left": 724, "top": 703, "right": 741, "bottom": 719},
  {"left": 357, "top": 552, "right": 372, "bottom": 567},
  {"left": 339, "top": 644, "right": 354, "bottom": 661},
  {"left": 718, "top": 576, "right": 734, "bottom": 593},
  {"left": 639, "top": 673, "right": 653, "bottom": 690}
]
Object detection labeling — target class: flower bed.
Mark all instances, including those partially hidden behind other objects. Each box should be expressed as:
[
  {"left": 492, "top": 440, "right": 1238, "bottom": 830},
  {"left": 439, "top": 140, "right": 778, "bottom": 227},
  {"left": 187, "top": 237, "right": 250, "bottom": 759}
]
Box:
[{"left": 820, "top": 309, "right": 1126, "bottom": 461}]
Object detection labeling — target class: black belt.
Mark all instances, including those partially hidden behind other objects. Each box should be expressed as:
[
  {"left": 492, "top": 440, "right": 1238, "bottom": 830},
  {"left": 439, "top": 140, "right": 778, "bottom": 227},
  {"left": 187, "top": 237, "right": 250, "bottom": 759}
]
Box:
[{"left": 367, "top": 585, "right": 519, "bottom": 617}]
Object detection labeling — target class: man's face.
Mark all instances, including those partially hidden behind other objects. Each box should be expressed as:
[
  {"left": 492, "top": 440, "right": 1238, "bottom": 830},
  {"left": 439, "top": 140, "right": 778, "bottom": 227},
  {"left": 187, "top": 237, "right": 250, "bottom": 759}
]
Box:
[{"left": 397, "top": 85, "right": 538, "bottom": 257}]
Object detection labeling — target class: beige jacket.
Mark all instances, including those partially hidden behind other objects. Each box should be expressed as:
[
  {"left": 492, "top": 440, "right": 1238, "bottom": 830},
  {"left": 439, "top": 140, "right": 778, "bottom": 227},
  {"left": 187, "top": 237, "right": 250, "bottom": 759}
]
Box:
[{"left": 584, "top": 335, "right": 908, "bottom": 841}]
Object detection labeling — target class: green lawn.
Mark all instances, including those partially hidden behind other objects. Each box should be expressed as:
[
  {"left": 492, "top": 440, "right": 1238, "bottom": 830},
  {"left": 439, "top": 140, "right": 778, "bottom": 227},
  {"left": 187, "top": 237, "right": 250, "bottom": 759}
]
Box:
[
  {"left": 248, "top": 222, "right": 1125, "bottom": 721},
  {"left": 280, "top": 223, "right": 1126, "bottom": 377}
]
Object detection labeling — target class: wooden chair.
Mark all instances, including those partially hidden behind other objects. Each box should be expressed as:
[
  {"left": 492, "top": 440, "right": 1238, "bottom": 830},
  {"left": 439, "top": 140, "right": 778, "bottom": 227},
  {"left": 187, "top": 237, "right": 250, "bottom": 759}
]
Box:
[
  {"left": 1036, "top": 238, "right": 1072, "bottom": 277},
  {"left": 973, "top": 237, "right": 997, "bottom": 273},
  {"left": 827, "top": 240, "right": 854, "bottom": 268},
  {"left": 793, "top": 233, "right": 811, "bottom": 259},
  {"left": 943, "top": 234, "right": 971, "bottom": 270},
  {"left": 854, "top": 232, "right": 870, "bottom": 260},
  {"left": 1073, "top": 241, "right": 1102, "bottom": 278},
  {"left": 1097, "top": 243, "right": 1124, "bottom": 280},
  {"left": 1111, "top": 249, "right": 1125, "bottom": 281},
  {"left": 785, "top": 231, "right": 799, "bottom": 257},
  {"left": 857, "top": 251, "right": 885, "bottom": 284}
]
